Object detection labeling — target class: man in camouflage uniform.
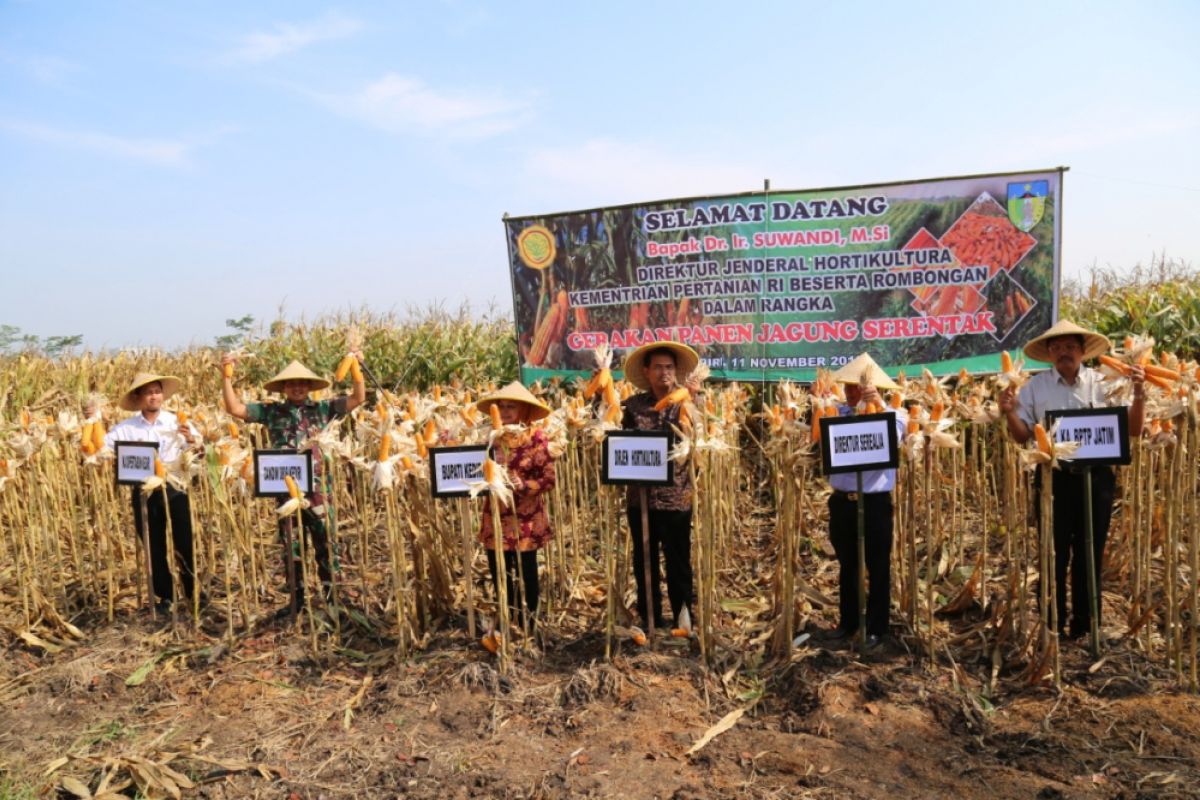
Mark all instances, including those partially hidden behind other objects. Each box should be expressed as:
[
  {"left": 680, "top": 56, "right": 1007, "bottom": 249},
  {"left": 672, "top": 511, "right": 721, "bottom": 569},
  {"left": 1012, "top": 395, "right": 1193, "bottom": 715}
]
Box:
[{"left": 222, "top": 356, "right": 365, "bottom": 612}]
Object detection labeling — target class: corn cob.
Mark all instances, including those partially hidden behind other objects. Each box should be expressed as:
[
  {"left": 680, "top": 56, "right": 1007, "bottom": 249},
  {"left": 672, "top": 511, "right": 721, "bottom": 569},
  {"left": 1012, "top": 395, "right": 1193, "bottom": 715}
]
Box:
[
  {"left": 1034, "top": 423, "right": 1053, "bottom": 455},
  {"left": 528, "top": 290, "right": 569, "bottom": 366},
  {"left": 1099, "top": 355, "right": 1131, "bottom": 375},
  {"left": 653, "top": 387, "right": 689, "bottom": 411},
  {"left": 335, "top": 354, "right": 356, "bottom": 382}
]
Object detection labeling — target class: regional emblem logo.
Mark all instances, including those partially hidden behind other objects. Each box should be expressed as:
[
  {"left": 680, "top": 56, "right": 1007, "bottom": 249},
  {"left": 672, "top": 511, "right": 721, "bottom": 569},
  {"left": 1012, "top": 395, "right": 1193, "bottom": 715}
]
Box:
[
  {"left": 1007, "top": 181, "right": 1048, "bottom": 232},
  {"left": 516, "top": 224, "right": 557, "bottom": 270}
]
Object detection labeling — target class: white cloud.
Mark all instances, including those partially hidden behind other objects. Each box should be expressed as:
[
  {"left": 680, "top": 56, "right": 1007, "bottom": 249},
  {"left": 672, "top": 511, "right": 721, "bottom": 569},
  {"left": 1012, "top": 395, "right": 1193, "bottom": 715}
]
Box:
[
  {"left": 228, "top": 11, "right": 362, "bottom": 63},
  {"left": 322, "top": 73, "right": 529, "bottom": 138},
  {"left": 523, "top": 139, "right": 760, "bottom": 204},
  {"left": 0, "top": 120, "right": 192, "bottom": 166},
  {"left": 0, "top": 49, "right": 77, "bottom": 84}
]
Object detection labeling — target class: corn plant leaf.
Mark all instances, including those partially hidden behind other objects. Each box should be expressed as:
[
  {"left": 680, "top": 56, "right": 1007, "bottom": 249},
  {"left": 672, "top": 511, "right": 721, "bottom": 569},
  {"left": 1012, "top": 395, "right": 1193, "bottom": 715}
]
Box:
[
  {"left": 18, "top": 630, "right": 63, "bottom": 653},
  {"left": 685, "top": 707, "right": 745, "bottom": 756},
  {"left": 126, "top": 651, "right": 170, "bottom": 686},
  {"left": 43, "top": 756, "right": 70, "bottom": 776},
  {"left": 60, "top": 775, "right": 93, "bottom": 798}
]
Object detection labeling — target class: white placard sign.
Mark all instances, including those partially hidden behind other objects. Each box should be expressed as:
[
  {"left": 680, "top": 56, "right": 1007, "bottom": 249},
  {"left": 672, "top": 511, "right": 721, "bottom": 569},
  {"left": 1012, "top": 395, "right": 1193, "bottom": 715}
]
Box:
[
  {"left": 114, "top": 441, "right": 159, "bottom": 486},
  {"left": 602, "top": 431, "right": 674, "bottom": 485},
  {"left": 820, "top": 412, "right": 899, "bottom": 475},
  {"left": 1047, "top": 407, "right": 1130, "bottom": 466},
  {"left": 254, "top": 449, "right": 313, "bottom": 497},
  {"left": 429, "top": 445, "right": 488, "bottom": 498}
]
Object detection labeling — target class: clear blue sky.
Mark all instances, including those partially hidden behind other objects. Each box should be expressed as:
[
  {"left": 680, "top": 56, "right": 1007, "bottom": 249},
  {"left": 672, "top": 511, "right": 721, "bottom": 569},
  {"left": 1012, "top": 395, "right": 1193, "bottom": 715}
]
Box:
[{"left": 2, "top": 1, "right": 1197, "bottom": 350}]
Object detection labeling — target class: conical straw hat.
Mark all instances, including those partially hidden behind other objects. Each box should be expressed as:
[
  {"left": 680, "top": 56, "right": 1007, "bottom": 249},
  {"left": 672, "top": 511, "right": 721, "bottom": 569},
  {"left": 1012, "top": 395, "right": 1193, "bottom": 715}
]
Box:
[
  {"left": 1022, "top": 319, "right": 1109, "bottom": 363},
  {"left": 829, "top": 353, "right": 900, "bottom": 391},
  {"left": 120, "top": 372, "right": 181, "bottom": 411},
  {"left": 622, "top": 342, "right": 700, "bottom": 391},
  {"left": 263, "top": 360, "right": 331, "bottom": 393},
  {"left": 476, "top": 381, "right": 551, "bottom": 421}
]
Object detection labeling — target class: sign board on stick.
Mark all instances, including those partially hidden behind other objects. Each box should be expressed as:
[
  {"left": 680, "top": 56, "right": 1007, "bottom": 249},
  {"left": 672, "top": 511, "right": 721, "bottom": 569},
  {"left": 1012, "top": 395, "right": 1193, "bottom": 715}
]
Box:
[
  {"left": 114, "top": 441, "right": 159, "bottom": 486},
  {"left": 429, "top": 445, "right": 489, "bottom": 498},
  {"left": 820, "top": 412, "right": 899, "bottom": 475},
  {"left": 601, "top": 430, "right": 674, "bottom": 486},
  {"left": 1046, "top": 407, "right": 1130, "bottom": 466},
  {"left": 254, "top": 450, "right": 313, "bottom": 497}
]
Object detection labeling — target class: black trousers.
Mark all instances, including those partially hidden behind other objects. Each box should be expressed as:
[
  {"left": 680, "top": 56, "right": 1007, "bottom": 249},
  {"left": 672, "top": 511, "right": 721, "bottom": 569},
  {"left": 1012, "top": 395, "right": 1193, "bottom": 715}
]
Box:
[
  {"left": 276, "top": 505, "right": 333, "bottom": 601},
  {"left": 130, "top": 485, "right": 196, "bottom": 603},
  {"left": 627, "top": 507, "right": 694, "bottom": 627},
  {"left": 486, "top": 549, "right": 540, "bottom": 624},
  {"left": 1039, "top": 467, "right": 1116, "bottom": 635},
  {"left": 828, "top": 491, "right": 893, "bottom": 637}
]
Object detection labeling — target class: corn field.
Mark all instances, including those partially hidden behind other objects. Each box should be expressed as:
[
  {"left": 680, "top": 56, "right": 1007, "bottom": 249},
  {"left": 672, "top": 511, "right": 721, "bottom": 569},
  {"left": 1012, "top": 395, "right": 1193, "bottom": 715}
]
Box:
[{"left": 1, "top": 310, "right": 1199, "bottom": 694}]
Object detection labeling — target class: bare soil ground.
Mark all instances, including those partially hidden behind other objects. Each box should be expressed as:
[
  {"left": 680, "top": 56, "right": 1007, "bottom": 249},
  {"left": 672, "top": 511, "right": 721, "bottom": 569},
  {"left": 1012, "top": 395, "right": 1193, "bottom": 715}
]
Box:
[{"left": 4, "top": 592, "right": 1200, "bottom": 800}]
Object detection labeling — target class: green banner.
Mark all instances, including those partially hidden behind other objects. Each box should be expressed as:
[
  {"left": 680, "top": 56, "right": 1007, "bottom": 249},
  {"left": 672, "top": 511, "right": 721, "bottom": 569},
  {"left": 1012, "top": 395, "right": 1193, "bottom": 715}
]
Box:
[{"left": 505, "top": 169, "right": 1061, "bottom": 383}]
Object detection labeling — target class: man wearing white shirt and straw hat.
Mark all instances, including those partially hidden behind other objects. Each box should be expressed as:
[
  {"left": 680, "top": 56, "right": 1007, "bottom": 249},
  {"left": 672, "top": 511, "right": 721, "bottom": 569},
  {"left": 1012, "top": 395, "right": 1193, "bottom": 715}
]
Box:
[
  {"left": 821, "top": 353, "right": 907, "bottom": 650},
  {"left": 999, "top": 319, "right": 1145, "bottom": 640},
  {"left": 105, "top": 372, "right": 202, "bottom": 613}
]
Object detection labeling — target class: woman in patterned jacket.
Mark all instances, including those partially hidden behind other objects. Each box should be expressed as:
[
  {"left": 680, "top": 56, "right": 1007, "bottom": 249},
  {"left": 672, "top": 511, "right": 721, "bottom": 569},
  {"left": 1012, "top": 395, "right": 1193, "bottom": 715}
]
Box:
[{"left": 476, "top": 381, "right": 556, "bottom": 631}]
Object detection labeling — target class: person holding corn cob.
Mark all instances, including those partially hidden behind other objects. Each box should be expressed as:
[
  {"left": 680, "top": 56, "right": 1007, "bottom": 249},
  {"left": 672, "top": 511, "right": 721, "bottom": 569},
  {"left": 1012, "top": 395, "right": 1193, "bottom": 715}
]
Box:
[
  {"left": 621, "top": 342, "right": 702, "bottom": 633},
  {"left": 221, "top": 353, "right": 365, "bottom": 614},
  {"left": 999, "top": 320, "right": 1145, "bottom": 640},
  {"left": 475, "top": 382, "right": 555, "bottom": 631},
  {"left": 821, "top": 353, "right": 907, "bottom": 650},
  {"left": 105, "top": 372, "right": 202, "bottom": 613}
]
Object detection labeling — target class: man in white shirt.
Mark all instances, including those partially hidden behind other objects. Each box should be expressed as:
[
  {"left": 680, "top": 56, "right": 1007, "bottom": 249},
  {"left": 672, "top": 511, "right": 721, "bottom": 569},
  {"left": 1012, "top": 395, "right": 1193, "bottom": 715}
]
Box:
[
  {"left": 105, "top": 372, "right": 201, "bottom": 613},
  {"left": 822, "top": 353, "right": 907, "bottom": 650},
  {"left": 999, "top": 320, "right": 1145, "bottom": 639}
]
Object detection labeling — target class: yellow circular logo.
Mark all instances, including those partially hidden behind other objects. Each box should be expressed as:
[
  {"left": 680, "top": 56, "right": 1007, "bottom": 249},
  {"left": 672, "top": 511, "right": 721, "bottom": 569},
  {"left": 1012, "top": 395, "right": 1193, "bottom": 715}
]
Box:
[{"left": 516, "top": 225, "right": 556, "bottom": 270}]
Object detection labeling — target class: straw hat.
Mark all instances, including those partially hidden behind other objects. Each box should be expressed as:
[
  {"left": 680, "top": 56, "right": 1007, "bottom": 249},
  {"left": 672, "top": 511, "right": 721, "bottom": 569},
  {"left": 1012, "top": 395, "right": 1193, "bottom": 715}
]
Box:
[
  {"left": 829, "top": 353, "right": 900, "bottom": 391},
  {"left": 1023, "top": 319, "right": 1109, "bottom": 363},
  {"left": 120, "top": 372, "right": 181, "bottom": 411},
  {"left": 622, "top": 342, "right": 700, "bottom": 391},
  {"left": 263, "top": 360, "right": 331, "bottom": 393},
  {"left": 476, "top": 381, "right": 552, "bottom": 422}
]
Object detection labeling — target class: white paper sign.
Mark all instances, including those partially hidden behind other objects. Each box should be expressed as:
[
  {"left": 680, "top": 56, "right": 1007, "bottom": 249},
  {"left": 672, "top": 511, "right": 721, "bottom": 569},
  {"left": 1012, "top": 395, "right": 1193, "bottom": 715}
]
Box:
[
  {"left": 254, "top": 450, "right": 313, "bottom": 497},
  {"left": 115, "top": 441, "right": 159, "bottom": 485},
  {"left": 820, "top": 412, "right": 899, "bottom": 475},
  {"left": 1048, "top": 407, "right": 1130, "bottom": 466},
  {"left": 429, "top": 445, "right": 488, "bottom": 498},
  {"left": 602, "top": 432, "right": 673, "bottom": 485}
]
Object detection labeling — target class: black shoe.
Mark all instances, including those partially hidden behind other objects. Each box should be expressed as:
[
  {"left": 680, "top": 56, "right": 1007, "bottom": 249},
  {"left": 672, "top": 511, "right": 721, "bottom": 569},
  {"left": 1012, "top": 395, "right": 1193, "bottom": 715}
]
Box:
[
  {"left": 863, "top": 634, "right": 886, "bottom": 651},
  {"left": 819, "top": 625, "right": 855, "bottom": 642},
  {"left": 153, "top": 599, "right": 172, "bottom": 616}
]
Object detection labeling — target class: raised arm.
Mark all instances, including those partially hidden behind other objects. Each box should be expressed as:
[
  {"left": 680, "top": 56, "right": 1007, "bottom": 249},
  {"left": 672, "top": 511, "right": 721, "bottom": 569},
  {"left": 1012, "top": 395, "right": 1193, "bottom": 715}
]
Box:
[
  {"left": 999, "top": 385, "right": 1032, "bottom": 445},
  {"left": 220, "top": 353, "right": 249, "bottom": 421}
]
